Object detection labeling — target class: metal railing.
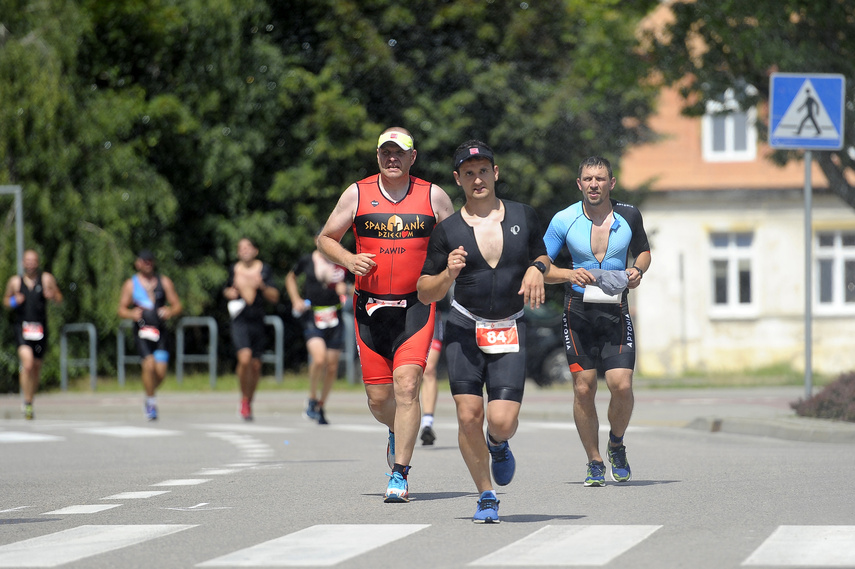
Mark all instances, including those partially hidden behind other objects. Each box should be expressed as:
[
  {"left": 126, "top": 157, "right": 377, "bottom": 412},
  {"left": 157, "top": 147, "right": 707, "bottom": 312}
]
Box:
[
  {"left": 175, "top": 316, "right": 218, "bottom": 388},
  {"left": 60, "top": 323, "right": 97, "bottom": 391},
  {"left": 262, "top": 315, "right": 284, "bottom": 383},
  {"left": 116, "top": 320, "right": 141, "bottom": 387}
]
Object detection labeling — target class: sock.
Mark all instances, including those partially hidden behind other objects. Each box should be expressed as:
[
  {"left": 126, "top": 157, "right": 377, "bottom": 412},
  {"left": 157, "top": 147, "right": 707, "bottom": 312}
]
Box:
[
  {"left": 609, "top": 430, "right": 624, "bottom": 446},
  {"left": 421, "top": 414, "right": 434, "bottom": 428},
  {"left": 392, "top": 464, "right": 410, "bottom": 477},
  {"left": 146, "top": 396, "right": 157, "bottom": 407},
  {"left": 487, "top": 432, "right": 502, "bottom": 447}
]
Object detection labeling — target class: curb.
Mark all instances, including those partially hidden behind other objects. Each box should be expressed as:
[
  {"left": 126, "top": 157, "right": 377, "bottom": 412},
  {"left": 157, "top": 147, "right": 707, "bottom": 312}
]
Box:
[{"left": 686, "top": 416, "right": 855, "bottom": 444}]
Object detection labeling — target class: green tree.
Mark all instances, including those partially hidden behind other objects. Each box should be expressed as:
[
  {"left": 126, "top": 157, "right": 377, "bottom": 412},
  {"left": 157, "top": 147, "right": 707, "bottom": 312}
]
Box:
[
  {"left": 647, "top": 0, "right": 855, "bottom": 207},
  {"left": 0, "top": 0, "right": 660, "bottom": 388}
]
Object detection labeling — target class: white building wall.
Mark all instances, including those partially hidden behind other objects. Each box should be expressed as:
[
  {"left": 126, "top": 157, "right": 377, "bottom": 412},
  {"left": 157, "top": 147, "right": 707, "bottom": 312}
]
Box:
[{"left": 634, "top": 189, "right": 855, "bottom": 377}]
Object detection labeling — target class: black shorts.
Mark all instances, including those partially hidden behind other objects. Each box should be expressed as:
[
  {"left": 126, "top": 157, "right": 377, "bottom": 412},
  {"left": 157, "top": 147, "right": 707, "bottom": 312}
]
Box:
[
  {"left": 444, "top": 308, "right": 527, "bottom": 403},
  {"left": 15, "top": 325, "right": 47, "bottom": 360},
  {"left": 353, "top": 292, "right": 434, "bottom": 385},
  {"left": 134, "top": 325, "right": 170, "bottom": 362},
  {"left": 563, "top": 291, "right": 635, "bottom": 372},
  {"left": 300, "top": 311, "right": 344, "bottom": 350},
  {"left": 230, "top": 314, "right": 267, "bottom": 359}
]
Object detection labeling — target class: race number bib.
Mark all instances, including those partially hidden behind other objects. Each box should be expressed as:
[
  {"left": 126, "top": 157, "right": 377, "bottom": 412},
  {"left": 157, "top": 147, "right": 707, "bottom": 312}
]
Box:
[
  {"left": 365, "top": 297, "right": 407, "bottom": 317},
  {"left": 138, "top": 326, "right": 161, "bottom": 342},
  {"left": 22, "top": 321, "right": 44, "bottom": 341},
  {"left": 475, "top": 319, "right": 520, "bottom": 354},
  {"left": 313, "top": 306, "right": 340, "bottom": 329},
  {"left": 583, "top": 285, "right": 621, "bottom": 304}
]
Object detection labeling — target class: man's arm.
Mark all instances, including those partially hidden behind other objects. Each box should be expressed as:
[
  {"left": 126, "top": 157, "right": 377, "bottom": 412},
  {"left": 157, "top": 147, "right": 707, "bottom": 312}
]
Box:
[
  {"left": 544, "top": 264, "right": 596, "bottom": 287},
  {"left": 43, "top": 272, "right": 63, "bottom": 304},
  {"left": 518, "top": 254, "right": 550, "bottom": 309},
  {"left": 159, "top": 276, "right": 183, "bottom": 320},
  {"left": 417, "top": 246, "right": 466, "bottom": 304},
  {"left": 284, "top": 271, "right": 305, "bottom": 312},
  {"left": 317, "top": 183, "right": 377, "bottom": 277},
  {"left": 431, "top": 184, "right": 454, "bottom": 223},
  {"left": 3, "top": 276, "right": 20, "bottom": 309},
  {"left": 626, "top": 250, "right": 651, "bottom": 290},
  {"left": 117, "top": 279, "right": 141, "bottom": 320},
  {"left": 260, "top": 265, "right": 280, "bottom": 304}
]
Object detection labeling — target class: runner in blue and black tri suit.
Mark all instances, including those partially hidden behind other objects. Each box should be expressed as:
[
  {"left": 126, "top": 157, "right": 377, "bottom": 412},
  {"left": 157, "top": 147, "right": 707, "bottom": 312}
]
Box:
[
  {"left": 543, "top": 156, "right": 651, "bottom": 487},
  {"left": 118, "top": 250, "right": 183, "bottom": 421},
  {"left": 419, "top": 140, "right": 550, "bottom": 523}
]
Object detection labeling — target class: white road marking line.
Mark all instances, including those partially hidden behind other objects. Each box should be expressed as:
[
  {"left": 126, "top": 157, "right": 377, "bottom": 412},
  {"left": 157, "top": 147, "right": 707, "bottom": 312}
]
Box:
[
  {"left": 165, "top": 503, "right": 232, "bottom": 512},
  {"left": 743, "top": 526, "right": 855, "bottom": 567},
  {"left": 194, "top": 468, "right": 240, "bottom": 476},
  {"left": 42, "top": 505, "right": 122, "bottom": 515},
  {"left": 0, "top": 524, "right": 196, "bottom": 568},
  {"left": 0, "top": 432, "right": 63, "bottom": 443},
  {"left": 329, "top": 424, "right": 387, "bottom": 433},
  {"left": 0, "top": 507, "right": 30, "bottom": 513},
  {"left": 469, "top": 525, "right": 662, "bottom": 567},
  {"left": 102, "top": 491, "right": 170, "bottom": 500},
  {"left": 77, "top": 426, "right": 180, "bottom": 438},
  {"left": 197, "top": 524, "right": 430, "bottom": 567},
  {"left": 198, "top": 424, "right": 295, "bottom": 433},
  {"left": 152, "top": 479, "right": 211, "bottom": 487}
]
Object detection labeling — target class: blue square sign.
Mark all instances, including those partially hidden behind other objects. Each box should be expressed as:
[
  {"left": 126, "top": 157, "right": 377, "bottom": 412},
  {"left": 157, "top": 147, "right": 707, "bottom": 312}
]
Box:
[{"left": 769, "top": 73, "right": 845, "bottom": 150}]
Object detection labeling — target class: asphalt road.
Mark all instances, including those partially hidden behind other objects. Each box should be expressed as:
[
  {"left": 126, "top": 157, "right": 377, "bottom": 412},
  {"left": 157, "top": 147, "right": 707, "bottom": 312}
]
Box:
[{"left": 2, "top": 385, "right": 855, "bottom": 568}]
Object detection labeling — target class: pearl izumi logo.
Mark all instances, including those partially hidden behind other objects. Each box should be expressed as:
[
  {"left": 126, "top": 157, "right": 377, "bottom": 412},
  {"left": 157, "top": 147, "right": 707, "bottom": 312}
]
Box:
[{"left": 356, "top": 212, "right": 435, "bottom": 240}]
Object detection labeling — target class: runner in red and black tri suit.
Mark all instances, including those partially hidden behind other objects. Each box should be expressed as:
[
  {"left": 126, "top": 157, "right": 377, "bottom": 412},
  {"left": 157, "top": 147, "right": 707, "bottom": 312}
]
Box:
[{"left": 317, "top": 127, "right": 454, "bottom": 503}]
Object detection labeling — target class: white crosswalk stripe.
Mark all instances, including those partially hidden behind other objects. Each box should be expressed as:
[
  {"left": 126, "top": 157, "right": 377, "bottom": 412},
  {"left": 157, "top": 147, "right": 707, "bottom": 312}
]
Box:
[
  {"left": 76, "top": 426, "right": 180, "bottom": 438},
  {"left": 0, "top": 524, "right": 196, "bottom": 568},
  {"left": 0, "top": 432, "right": 63, "bottom": 443},
  {"left": 42, "top": 505, "right": 121, "bottom": 515},
  {"left": 2, "top": 522, "right": 855, "bottom": 567},
  {"left": 742, "top": 525, "right": 855, "bottom": 567},
  {"left": 197, "top": 524, "right": 430, "bottom": 567},
  {"left": 469, "top": 524, "right": 662, "bottom": 567}
]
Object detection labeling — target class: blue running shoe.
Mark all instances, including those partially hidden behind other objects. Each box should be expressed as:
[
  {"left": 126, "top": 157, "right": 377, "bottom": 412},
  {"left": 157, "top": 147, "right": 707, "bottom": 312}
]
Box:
[
  {"left": 384, "top": 471, "right": 409, "bottom": 503},
  {"left": 472, "top": 491, "right": 500, "bottom": 524},
  {"left": 145, "top": 402, "right": 158, "bottom": 422},
  {"left": 304, "top": 399, "right": 319, "bottom": 421},
  {"left": 584, "top": 460, "right": 606, "bottom": 487},
  {"left": 386, "top": 430, "right": 395, "bottom": 469},
  {"left": 608, "top": 444, "right": 632, "bottom": 482},
  {"left": 487, "top": 436, "right": 515, "bottom": 486}
]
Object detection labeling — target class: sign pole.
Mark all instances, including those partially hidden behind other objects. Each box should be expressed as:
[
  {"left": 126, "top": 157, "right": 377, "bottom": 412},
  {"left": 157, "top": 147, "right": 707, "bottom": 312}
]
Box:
[
  {"left": 803, "top": 151, "right": 813, "bottom": 399},
  {"left": 770, "top": 72, "right": 844, "bottom": 399}
]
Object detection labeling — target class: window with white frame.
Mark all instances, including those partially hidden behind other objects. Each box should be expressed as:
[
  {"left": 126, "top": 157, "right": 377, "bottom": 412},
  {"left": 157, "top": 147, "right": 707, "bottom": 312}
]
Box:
[
  {"left": 702, "top": 88, "right": 757, "bottom": 162},
  {"left": 710, "top": 232, "right": 754, "bottom": 314},
  {"left": 816, "top": 230, "right": 855, "bottom": 312}
]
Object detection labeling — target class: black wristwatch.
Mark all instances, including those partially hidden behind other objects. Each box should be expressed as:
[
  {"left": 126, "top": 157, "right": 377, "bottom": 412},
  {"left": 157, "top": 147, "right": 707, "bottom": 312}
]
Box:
[{"left": 530, "top": 260, "right": 547, "bottom": 274}]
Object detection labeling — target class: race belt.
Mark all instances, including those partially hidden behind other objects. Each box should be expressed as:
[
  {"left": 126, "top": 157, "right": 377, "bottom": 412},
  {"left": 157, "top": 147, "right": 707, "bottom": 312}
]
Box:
[
  {"left": 452, "top": 299, "right": 524, "bottom": 354},
  {"left": 22, "top": 321, "right": 44, "bottom": 341}
]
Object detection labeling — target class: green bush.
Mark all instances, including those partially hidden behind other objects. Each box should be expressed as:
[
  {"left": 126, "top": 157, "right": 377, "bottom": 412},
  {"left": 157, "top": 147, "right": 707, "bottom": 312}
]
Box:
[{"left": 791, "top": 372, "right": 855, "bottom": 422}]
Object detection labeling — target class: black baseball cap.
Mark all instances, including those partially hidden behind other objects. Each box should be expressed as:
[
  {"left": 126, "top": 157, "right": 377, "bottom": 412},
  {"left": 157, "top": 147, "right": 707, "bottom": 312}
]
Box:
[
  {"left": 137, "top": 249, "right": 155, "bottom": 261},
  {"left": 453, "top": 145, "right": 494, "bottom": 170}
]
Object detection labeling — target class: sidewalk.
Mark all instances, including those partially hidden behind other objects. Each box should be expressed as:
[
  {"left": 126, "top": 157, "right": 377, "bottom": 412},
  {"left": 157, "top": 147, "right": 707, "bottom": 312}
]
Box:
[{"left": 3, "top": 383, "right": 855, "bottom": 444}]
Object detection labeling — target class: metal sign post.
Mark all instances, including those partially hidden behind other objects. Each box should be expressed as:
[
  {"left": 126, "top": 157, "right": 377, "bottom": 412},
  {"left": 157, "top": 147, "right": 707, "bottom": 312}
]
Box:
[
  {"left": 769, "top": 73, "right": 845, "bottom": 399},
  {"left": 0, "top": 186, "right": 24, "bottom": 275}
]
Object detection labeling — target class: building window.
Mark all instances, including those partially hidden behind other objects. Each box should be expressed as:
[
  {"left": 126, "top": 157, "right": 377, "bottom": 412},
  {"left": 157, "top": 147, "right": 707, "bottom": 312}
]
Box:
[
  {"left": 816, "top": 231, "right": 855, "bottom": 312},
  {"left": 710, "top": 232, "right": 755, "bottom": 315},
  {"left": 702, "top": 89, "right": 757, "bottom": 163}
]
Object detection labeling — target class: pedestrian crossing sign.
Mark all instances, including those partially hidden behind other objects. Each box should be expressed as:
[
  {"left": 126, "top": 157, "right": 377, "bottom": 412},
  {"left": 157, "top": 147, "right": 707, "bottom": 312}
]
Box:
[{"left": 769, "top": 73, "right": 845, "bottom": 150}]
